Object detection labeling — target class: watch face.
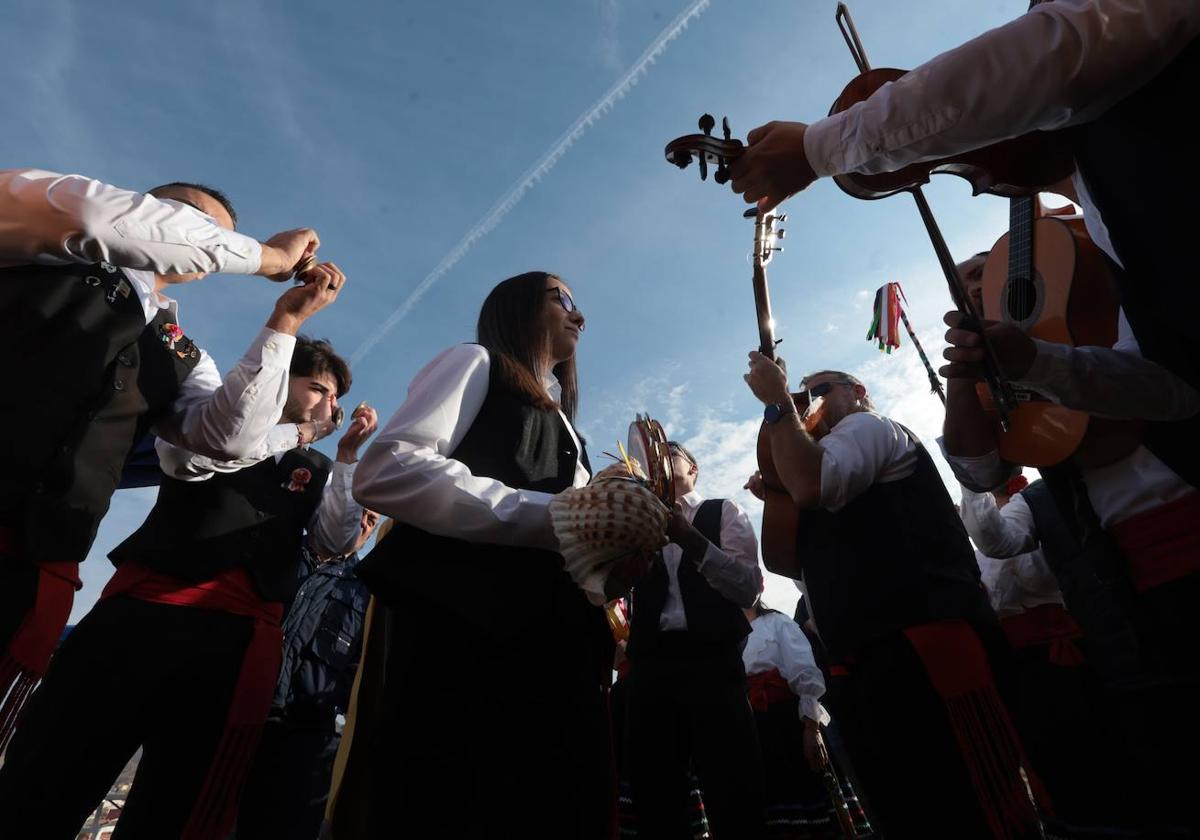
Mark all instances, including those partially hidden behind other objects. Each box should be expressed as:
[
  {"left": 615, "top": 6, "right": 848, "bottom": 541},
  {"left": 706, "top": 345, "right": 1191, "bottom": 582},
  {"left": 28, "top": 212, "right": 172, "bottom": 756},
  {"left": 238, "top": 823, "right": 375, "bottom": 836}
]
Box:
[{"left": 764, "top": 403, "right": 781, "bottom": 424}]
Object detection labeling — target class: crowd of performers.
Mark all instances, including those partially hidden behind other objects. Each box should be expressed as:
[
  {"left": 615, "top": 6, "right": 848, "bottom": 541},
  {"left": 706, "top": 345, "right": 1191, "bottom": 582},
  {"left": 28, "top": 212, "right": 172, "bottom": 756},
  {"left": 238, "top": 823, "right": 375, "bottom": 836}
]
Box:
[{"left": 0, "top": 0, "right": 1198, "bottom": 837}]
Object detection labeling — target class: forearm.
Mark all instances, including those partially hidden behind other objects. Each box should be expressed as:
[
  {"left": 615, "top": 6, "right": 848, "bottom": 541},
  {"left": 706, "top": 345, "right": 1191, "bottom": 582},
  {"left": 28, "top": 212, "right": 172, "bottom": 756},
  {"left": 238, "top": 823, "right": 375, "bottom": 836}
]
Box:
[
  {"left": 155, "top": 424, "right": 299, "bottom": 481},
  {"left": 768, "top": 412, "right": 823, "bottom": 508},
  {"left": 942, "top": 378, "right": 997, "bottom": 458}
]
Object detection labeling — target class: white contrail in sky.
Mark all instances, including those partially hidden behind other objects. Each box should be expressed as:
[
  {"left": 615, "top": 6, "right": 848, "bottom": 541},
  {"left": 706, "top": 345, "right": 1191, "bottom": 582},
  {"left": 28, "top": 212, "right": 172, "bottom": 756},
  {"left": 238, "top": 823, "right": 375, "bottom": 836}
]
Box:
[{"left": 350, "top": 0, "right": 712, "bottom": 364}]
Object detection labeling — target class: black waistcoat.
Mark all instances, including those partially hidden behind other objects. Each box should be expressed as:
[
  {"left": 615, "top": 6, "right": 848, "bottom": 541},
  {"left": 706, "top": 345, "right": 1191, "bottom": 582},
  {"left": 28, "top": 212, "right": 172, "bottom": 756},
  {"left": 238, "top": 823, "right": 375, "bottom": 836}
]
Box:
[
  {"left": 628, "top": 498, "right": 752, "bottom": 659},
  {"left": 109, "top": 447, "right": 331, "bottom": 604},
  {"left": 1022, "top": 476, "right": 1144, "bottom": 687},
  {"left": 1073, "top": 39, "right": 1200, "bottom": 485},
  {"left": 792, "top": 430, "right": 990, "bottom": 663},
  {"left": 356, "top": 361, "right": 609, "bottom": 666},
  {"left": 0, "top": 262, "right": 198, "bottom": 563}
]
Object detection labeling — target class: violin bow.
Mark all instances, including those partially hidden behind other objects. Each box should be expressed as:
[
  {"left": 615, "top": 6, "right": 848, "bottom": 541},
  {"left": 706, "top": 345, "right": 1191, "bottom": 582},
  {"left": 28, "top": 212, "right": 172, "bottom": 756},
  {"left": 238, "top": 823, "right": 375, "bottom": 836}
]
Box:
[{"left": 836, "top": 3, "right": 1016, "bottom": 428}]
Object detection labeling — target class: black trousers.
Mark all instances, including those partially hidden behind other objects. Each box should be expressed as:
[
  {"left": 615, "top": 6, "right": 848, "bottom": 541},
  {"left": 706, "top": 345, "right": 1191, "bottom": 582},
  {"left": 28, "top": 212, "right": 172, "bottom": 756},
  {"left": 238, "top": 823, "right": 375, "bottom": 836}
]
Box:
[
  {"left": 0, "top": 551, "right": 39, "bottom": 651},
  {"left": 627, "top": 645, "right": 766, "bottom": 839},
  {"left": 366, "top": 594, "right": 615, "bottom": 839},
  {"left": 233, "top": 716, "right": 340, "bottom": 840},
  {"left": 0, "top": 595, "right": 255, "bottom": 839},
  {"left": 827, "top": 626, "right": 1039, "bottom": 840}
]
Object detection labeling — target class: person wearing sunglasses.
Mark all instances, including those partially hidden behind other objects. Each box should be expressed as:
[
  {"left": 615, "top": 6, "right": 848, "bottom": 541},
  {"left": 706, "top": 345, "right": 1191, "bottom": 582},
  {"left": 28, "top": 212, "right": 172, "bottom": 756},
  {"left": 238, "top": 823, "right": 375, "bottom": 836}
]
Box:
[
  {"left": 744, "top": 355, "right": 1042, "bottom": 839},
  {"left": 624, "top": 441, "right": 766, "bottom": 839},
  {"left": 348, "top": 271, "right": 611, "bottom": 838}
]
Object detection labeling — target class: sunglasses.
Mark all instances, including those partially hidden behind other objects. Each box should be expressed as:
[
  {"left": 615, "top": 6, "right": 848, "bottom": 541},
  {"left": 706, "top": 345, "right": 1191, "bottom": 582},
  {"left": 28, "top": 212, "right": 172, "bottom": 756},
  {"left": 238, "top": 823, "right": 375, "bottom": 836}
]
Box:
[{"left": 805, "top": 380, "right": 854, "bottom": 399}]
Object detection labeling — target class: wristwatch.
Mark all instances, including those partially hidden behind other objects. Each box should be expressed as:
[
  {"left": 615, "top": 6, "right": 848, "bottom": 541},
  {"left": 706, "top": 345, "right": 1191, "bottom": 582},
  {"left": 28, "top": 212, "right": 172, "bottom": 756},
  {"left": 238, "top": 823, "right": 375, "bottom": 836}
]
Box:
[{"left": 763, "top": 401, "right": 795, "bottom": 424}]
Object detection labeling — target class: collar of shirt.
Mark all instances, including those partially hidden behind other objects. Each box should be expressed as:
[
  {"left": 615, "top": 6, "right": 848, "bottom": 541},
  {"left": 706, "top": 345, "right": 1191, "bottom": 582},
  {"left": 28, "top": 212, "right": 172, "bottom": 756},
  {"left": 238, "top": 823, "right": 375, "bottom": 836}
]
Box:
[
  {"left": 544, "top": 371, "right": 561, "bottom": 401},
  {"left": 678, "top": 489, "right": 705, "bottom": 514},
  {"left": 124, "top": 267, "right": 179, "bottom": 325}
]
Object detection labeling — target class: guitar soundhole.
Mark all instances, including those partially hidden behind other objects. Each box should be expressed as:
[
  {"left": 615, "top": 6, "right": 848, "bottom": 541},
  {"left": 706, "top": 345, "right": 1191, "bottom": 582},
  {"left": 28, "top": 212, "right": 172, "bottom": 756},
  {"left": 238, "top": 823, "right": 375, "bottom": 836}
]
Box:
[{"left": 1003, "top": 270, "right": 1043, "bottom": 327}]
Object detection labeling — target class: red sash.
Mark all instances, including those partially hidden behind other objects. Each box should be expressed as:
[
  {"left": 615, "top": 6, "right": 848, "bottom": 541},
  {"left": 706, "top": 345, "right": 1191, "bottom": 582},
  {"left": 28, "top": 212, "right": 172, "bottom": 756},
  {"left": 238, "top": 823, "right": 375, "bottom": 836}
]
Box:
[
  {"left": 747, "top": 667, "right": 793, "bottom": 712},
  {"left": 1109, "top": 492, "right": 1200, "bottom": 593},
  {"left": 103, "top": 562, "right": 283, "bottom": 840},
  {"left": 902, "top": 621, "right": 1050, "bottom": 838},
  {"left": 999, "top": 604, "right": 1085, "bottom": 667},
  {"left": 0, "top": 526, "right": 82, "bottom": 753}
]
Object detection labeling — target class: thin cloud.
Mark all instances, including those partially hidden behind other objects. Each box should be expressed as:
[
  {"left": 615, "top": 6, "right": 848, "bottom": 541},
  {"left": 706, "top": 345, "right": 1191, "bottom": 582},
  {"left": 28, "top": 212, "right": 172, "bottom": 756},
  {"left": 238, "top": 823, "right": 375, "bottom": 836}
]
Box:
[{"left": 350, "top": 0, "right": 713, "bottom": 365}]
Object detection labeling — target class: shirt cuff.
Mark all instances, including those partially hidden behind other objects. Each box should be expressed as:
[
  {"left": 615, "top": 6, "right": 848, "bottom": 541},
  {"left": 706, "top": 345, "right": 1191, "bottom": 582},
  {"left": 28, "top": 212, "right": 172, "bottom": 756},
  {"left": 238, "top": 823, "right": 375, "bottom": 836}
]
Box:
[
  {"left": 205, "top": 230, "right": 262, "bottom": 275},
  {"left": 1013, "top": 339, "right": 1069, "bottom": 393},
  {"left": 252, "top": 328, "right": 297, "bottom": 367},
  {"left": 803, "top": 113, "right": 848, "bottom": 178}
]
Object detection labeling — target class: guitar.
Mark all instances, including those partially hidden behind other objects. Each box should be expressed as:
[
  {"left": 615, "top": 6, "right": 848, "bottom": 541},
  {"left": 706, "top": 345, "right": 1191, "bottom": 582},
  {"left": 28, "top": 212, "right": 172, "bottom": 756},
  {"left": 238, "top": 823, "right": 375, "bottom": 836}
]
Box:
[{"left": 978, "top": 194, "right": 1120, "bottom": 465}]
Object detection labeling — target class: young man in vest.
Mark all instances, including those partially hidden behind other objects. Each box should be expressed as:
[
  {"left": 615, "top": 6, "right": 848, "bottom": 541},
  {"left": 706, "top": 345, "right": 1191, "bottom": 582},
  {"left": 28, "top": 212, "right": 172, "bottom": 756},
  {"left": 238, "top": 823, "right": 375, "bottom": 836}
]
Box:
[
  {"left": 626, "top": 441, "right": 765, "bottom": 839},
  {"left": 234, "top": 507, "right": 380, "bottom": 840},
  {"left": 0, "top": 337, "right": 375, "bottom": 840},
  {"left": 744, "top": 356, "right": 1042, "bottom": 839},
  {"left": 0, "top": 168, "right": 344, "bottom": 736}
]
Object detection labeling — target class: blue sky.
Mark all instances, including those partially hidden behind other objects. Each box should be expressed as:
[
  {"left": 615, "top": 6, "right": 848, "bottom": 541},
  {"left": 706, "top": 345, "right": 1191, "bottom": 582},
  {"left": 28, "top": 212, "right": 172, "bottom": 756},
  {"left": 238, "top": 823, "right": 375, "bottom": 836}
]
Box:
[{"left": 2, "top": 0, "right": 1026, "bottom": 620}]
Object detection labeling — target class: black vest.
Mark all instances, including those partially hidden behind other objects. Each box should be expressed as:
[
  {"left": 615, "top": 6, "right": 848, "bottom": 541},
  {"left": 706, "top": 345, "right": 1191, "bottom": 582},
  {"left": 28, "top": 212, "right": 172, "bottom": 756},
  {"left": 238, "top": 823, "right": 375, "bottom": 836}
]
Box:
[
  {"left": 0, "top": 262, "right": 199, "bottom": 563},
  {"left": 1073, "top": 39, "right": 1200, "bottom": 486},
  {"left": 628, "top": 498, "right": 752, "bottom": 658},
  {"left": 356, "top": 359, "right": 608, "bottom": 662},
  {"left": 109, "top": 447, "right": 332, "bottom": 604},
  {"left": 1022, "top": 476, "right": 1144, "bottom": 687},
  {"left": 792, "top": 429, "right": 991, "bottom": 663}
]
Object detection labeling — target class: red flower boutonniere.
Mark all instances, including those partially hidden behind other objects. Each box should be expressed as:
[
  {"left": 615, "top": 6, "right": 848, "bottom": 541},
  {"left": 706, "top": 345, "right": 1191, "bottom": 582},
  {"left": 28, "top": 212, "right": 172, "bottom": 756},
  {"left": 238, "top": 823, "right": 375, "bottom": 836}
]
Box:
[
  {"left": 285, "top": 467, "right": 313, "bottom": 493},
  {"left": 160, "top": 322, "right": 185, "bottom": 350}
]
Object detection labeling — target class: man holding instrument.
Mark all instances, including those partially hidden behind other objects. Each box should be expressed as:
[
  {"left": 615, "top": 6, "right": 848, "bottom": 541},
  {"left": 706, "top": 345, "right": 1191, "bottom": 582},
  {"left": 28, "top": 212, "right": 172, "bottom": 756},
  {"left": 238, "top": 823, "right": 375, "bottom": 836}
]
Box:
[
  {"left": 744, "top": 358, "right": 1044, "bottom": 839},
  {"left": 0, "top": 168, "right": 343, "bottom": 743}
]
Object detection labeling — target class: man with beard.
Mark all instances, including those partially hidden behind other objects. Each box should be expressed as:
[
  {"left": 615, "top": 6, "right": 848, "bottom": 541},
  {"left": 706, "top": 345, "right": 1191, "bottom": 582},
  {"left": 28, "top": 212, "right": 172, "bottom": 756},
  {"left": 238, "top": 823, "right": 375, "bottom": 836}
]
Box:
[
  {"left": 744, "top": 357, "right": 1042, "bottom": 839},
  {"left": 0, "top": 337, "right": 377, "bottom": 840}
]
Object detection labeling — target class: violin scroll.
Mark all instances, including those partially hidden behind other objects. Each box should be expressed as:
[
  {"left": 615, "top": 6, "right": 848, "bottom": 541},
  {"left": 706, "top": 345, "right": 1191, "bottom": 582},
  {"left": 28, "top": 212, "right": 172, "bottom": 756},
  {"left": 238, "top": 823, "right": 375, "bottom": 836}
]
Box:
[{"left": 665, "top": 114, "right": 745, "bottom": 185}]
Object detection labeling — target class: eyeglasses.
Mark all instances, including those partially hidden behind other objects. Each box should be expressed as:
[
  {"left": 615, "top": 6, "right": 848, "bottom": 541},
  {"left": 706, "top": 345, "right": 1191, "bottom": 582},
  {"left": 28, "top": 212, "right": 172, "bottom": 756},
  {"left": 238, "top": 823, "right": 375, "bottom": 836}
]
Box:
[
  {"left": 548, "top": 287, "right": 585, "bottom": 330},
  {"left": 805, "top": 380, "right": 854, "bottom": 399},
  {"left": 669, "top": 446, "right": 696, "bottom": 468}
]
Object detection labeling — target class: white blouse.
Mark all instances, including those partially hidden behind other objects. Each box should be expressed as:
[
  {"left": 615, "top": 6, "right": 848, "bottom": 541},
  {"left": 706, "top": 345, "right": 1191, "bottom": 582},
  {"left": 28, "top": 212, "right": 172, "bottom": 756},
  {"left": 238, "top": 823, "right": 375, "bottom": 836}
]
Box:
[{"left": 742, "top": 612, "right": 829, "bottom": 724}]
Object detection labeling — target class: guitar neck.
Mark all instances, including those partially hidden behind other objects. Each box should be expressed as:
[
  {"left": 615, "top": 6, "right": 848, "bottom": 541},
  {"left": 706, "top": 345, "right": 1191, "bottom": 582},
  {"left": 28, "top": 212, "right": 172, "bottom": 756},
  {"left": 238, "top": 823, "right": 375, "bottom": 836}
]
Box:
[
  {"left": 1007, "top": 196, "right": 1036, "bottom": 286},
  {"left": 752, "top": 261, "right": 777, "bottom": 360}
]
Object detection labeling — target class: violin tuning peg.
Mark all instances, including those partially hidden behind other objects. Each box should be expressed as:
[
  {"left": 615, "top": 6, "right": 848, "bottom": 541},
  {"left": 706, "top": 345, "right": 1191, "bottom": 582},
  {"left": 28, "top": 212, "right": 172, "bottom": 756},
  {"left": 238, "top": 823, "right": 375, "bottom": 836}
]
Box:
[
  {"left": 776, "top": 229, "right": 786, "bottom": 239},
  {"left": 713, "top": 159, "right": 730, "bottom": 185},
  {"left": 722, "top": 117, "right": 732, "bottom": 141},
  {"left": 698, "top": 113, "right": 716, "bottom": 136},
  {"left": 776, "top": 213, "right": 787, "bottom": 223},
  {"left": 668, "top": 150, "right": 692, "bottom": 170},
  {"left": 698, "top": 154, "right": 709, "bottom": 181}
]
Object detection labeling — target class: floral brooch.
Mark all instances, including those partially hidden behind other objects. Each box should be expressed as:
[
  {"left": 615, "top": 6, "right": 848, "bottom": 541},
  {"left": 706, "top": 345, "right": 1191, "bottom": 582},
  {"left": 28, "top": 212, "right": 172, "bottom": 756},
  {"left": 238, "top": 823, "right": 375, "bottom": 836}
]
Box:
[
  {"left": 285, "top": 467, "right": 313, "bottom": 493},
  {"left": 160, "top": 322, "right": 199, "bottom": 360}
]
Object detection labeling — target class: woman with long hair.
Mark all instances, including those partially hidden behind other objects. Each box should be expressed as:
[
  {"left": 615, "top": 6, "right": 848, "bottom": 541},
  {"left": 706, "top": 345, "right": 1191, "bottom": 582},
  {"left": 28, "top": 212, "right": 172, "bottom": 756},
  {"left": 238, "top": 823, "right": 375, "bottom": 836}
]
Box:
[{"left": 349, "top": 271, "right": 612, "bottom": 838}]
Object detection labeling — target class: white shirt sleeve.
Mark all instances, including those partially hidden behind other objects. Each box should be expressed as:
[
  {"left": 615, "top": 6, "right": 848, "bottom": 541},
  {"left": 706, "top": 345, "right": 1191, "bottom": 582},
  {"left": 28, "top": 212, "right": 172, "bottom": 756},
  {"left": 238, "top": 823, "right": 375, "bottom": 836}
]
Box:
[
  {"left": 770, "top": 615, "right": 829, "bottom": 723},
  {"left": 155, "top": 423, "right": 301, "bottom": 482},
  {"left": 154, "top": 328, "right": 296, "bottom": 462},
  {"left": 1016, "top": 311, "right": 1200, "bottom": 421},
  {"left": 694, "top": 500, "right": 764, "bottom": 608},
  {"left": 803, "top": 0, "right": 1200, "bottom": 177},
  {"left": 352, "top": 344, "right": 568, "bottom": 551},
  {"left": 960, "top": 488, "right": 1038, "bottom": 559},
  {"left": 937, "top": 437, "right": 1014, "bottom": 494},
  {"left": 818, "top": 413, "right": 918, "bottom": 512},
  {"left": 0, "top": 169, "right": 261, "bottom": 274},
  {"left": 307, "top": 461, "right": 364, "bottom": 558}
]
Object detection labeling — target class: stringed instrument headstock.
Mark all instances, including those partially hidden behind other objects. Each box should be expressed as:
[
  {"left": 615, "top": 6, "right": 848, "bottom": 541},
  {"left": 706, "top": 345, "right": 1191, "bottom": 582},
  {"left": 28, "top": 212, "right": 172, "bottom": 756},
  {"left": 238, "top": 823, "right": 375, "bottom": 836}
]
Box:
[{"left": 664, "top": 114, "right": 744, "bottom": 185}]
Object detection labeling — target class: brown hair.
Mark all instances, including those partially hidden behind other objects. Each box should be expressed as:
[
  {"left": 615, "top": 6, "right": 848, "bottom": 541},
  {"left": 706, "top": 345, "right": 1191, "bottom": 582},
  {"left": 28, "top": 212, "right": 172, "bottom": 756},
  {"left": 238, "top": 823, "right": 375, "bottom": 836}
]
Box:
[
  {"left": 148, "top": 182, "right": 238, "bottom": 226},
  {"left": 800, "top": 370, "right": 874, "bottom": 410},
  {"left": 292, "top": 335, "right": 352, "bottom": 397},
  {"left": 476, "top": 271, "right": 578, "bottom": 421}
]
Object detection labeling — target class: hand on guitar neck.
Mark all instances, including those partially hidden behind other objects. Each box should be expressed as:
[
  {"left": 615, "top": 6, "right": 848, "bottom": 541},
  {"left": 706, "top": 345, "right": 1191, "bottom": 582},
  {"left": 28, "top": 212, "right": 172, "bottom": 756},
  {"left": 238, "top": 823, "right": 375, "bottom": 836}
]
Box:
[{"left": 940, "top": 313, "right": 1037, "bottom": 383}]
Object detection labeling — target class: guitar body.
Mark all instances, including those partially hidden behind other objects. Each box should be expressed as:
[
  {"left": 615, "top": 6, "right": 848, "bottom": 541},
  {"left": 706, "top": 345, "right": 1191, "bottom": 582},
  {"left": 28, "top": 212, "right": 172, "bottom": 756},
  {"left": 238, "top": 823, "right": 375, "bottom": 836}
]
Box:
[
  {"left": 977, "top": 214, "right": 1119, "bottom": 466},
  {"left": 758, "top": 415, "right": 803, "bottom": 579}
]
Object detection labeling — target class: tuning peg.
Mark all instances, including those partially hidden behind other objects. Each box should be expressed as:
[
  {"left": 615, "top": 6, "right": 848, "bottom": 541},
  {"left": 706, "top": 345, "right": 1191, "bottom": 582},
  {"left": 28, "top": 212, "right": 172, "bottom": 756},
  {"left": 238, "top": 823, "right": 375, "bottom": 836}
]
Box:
[
  {"left": 776, "top": 229, "right": 786, "bottom": 239},
  {"left": 698, "top": 114, "right": 716, "bottom": 136},
  {"left": 668, "top": 150, "right": 692, "bottom": 170},
  {"left": 698, "top": 154, "right": 709, "bottom": 181},
  {"left": 775, "top": 213, "right": 787, "bottom": 223},
  {"left": 722, "top": 117, "right": 732, "bottom": 141},
  {"left": 714, "top": 158, "right": 730, "bottom": 184}
]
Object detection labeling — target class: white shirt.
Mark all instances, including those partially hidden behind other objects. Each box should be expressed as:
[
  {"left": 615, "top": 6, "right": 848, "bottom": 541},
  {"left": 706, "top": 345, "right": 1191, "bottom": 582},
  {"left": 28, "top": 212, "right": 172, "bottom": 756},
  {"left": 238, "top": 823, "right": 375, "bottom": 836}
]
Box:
[
  {"left": 353, "top": 344, "right": 589, "bottom": 551},
  {"left": 153, "top": 438, "right": 362, "bottom": 559},
  {"left": 1017, "top": 311, "right": 1200, "bottom": 422},
  {"left": 0, "top": 168, "right": 294, "bottom": 462},
  {"left": 742, "top": 612, "right": 829, "bottom": 724},
  {"left": 657, "top": 490, "right": 763, "bottom": 631},
  {"left": 818, "top": 412, "right": 918, "bottom": 512},
  {"left": 959, "top": 489, "right": 1065, "bottom": 617},
  {"left": 0, "top": 168, "right": 261, "bottom": 274},
  {"left": 803, "top": 0, "right": 1200, "bottom": 181}
]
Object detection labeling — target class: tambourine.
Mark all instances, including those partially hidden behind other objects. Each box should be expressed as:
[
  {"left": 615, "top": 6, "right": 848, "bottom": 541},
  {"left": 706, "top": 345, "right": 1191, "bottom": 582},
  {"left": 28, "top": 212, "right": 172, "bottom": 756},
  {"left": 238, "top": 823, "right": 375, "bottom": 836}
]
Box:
[{"left": 626, "top": 413, "right": 674, "bottom": 506}]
